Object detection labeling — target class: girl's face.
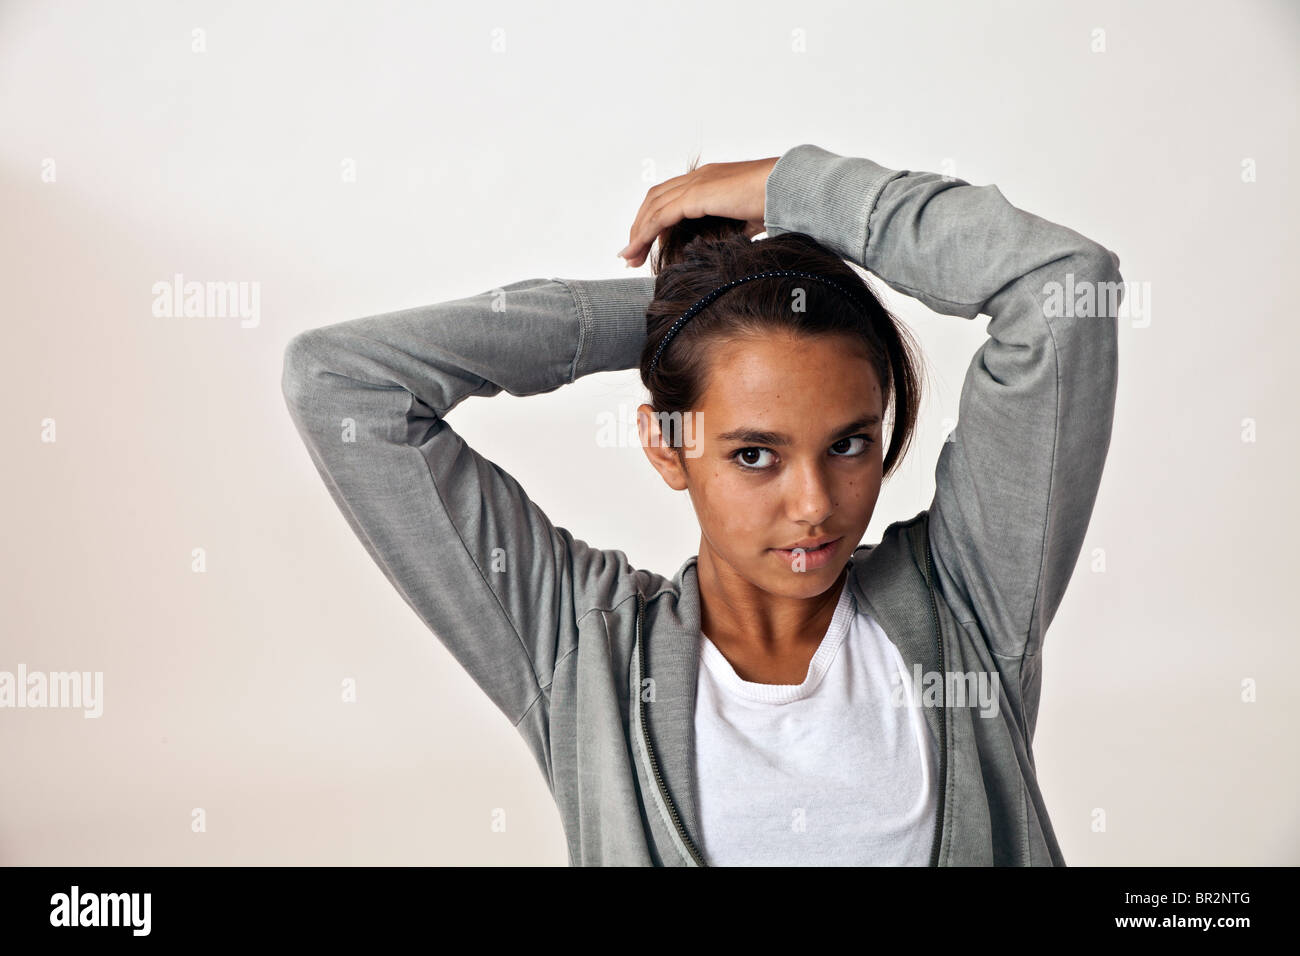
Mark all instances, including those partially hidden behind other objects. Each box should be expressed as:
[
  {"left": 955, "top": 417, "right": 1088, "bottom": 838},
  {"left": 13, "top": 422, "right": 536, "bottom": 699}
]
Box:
[{"left": 639, "top": 330, "right": 885, "bottom": 600}]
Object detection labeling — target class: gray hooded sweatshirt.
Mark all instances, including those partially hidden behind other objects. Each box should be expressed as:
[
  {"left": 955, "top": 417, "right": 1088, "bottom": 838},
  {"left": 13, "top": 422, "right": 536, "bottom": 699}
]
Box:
[{"left": 281, "top": 143, "right": 1124, "bottom": 866}]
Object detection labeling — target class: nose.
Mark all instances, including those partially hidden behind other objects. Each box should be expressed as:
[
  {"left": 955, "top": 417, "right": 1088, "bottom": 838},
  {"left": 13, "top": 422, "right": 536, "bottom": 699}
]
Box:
[{"left": 786, "top": 458, "right": 835, "bottom": 527}]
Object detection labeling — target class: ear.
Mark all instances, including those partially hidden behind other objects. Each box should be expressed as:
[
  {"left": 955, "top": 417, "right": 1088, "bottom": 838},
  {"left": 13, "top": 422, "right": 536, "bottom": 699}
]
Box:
[{"left": 637, "top": 403, "right": 690, "bottom": 492}]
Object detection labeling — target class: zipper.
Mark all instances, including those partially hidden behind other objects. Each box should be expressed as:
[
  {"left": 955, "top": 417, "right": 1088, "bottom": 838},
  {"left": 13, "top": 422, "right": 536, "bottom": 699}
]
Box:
[
  {"left": 635, "top": 591, "right": 708, "bottom": 867},
  {"left": 922, "top": 532, "right": 948, "bottom": 867}
]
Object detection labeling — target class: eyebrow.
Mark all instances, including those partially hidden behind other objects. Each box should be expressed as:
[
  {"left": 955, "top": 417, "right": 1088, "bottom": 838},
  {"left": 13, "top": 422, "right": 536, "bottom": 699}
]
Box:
[{"left": 716, "top": 415, "right": 882, "bottom": 446}]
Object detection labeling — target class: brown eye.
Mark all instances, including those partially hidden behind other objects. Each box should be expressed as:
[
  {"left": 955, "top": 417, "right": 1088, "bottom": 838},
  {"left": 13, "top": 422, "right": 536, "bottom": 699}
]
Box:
[
  {"left": 731, "top": 447, "right": 777, "bottom": 471},
  {"left": 830, "top": 435, "right": 874, "bottom": 457}
]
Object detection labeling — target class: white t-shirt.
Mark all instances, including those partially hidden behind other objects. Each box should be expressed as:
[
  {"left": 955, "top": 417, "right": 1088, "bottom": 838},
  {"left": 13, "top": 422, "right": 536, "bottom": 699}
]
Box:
[{"left": 693, "top": 575, "right": 939, "bottom": 865}]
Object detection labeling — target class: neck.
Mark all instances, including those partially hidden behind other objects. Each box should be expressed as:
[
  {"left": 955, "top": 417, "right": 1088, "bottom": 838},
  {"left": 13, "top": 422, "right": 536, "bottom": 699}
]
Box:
[{"left": 695, "top": 541, "right": 849, "bottom": 653}]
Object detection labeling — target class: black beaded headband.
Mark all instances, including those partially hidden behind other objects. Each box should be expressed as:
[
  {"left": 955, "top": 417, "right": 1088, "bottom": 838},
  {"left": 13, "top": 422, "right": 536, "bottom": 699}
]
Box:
[{"left": 646, "top": 269, "right": 870, "bottom": 380}]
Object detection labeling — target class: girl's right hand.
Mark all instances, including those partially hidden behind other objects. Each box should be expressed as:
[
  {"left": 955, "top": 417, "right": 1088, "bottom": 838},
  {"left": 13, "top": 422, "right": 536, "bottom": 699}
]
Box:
[{"left": 617, "top": 156, "right": 780, "bottom": 268}]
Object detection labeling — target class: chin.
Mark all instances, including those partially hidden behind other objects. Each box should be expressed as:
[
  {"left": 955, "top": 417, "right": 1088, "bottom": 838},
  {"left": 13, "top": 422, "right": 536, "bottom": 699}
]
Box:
[{"left": 761, "top": 562, "right": 843, "bottom": 595}]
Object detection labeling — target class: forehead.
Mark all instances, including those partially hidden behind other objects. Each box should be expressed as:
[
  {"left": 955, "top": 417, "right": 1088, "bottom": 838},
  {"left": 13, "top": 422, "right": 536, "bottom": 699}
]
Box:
[{"left": 697, "top": 332, "right": 883, "bottom": 421}]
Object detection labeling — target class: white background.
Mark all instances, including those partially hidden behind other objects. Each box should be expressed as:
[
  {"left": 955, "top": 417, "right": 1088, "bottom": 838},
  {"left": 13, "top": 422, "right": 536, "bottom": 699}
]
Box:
[{"left": 2, "top": 0, "right": 1296, "bottom": 865}]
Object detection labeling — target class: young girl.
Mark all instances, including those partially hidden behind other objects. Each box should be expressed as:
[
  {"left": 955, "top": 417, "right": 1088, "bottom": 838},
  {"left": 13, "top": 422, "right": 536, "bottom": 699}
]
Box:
[{"left": 282, "top": 143, "right": 1123, "bottom": 866}]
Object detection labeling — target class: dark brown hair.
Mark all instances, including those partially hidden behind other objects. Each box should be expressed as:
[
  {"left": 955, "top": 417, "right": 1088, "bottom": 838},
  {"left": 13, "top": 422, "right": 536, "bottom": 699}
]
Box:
[{"left": 639, "top": 192, "right": 925, "bottom": 481}]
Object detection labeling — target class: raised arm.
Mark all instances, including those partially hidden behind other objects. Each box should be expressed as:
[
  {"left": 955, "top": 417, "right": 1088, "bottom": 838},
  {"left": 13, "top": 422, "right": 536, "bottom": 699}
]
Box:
[
  {"left": 280, "top": 275, "right": 655, "bottom": 774},
  {"left": 763, "top": 144, "right": 1123, "bottom": 733}
]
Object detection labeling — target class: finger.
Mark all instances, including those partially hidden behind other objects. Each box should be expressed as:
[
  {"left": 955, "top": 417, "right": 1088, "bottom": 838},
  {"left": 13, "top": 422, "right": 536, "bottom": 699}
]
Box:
[
  {"left": 621, "top": 167, "right": 700, "bottom": 261},
  {"left": 623, "top": 179, "right": 686, "bottom": 259},
  {"left": 629, "top": 169, "right": 696, "bottom": 234},
  {"left": 624, "top": 183, "right": 691, "bottom": 265}
]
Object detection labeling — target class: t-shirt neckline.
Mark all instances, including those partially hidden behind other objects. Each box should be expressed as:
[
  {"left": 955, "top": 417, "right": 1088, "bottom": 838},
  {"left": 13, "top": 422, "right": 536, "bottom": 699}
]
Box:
[{"left": 697, "top": 577, "right": 856, "bottom": 704}]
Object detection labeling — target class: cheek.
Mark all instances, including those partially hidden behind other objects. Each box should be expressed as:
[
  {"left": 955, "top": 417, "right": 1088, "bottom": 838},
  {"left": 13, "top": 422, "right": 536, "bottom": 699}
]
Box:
[
  {"left": 698, "top": 469, "right": 777, "bottom": 535},
  {"left": 836, "top": 467, "right": 881, "bottom": 511}
]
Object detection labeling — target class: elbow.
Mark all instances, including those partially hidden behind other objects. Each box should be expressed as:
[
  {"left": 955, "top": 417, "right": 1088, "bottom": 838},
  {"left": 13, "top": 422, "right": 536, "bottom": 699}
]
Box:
[
  {"left": 1064, "top": 241, "right": 1122, "bottom": 396},
  {"left": 1084, "top": 239, "right": 1124, "bottom": 288},
  {"left": 1065, "top": 240, "right": 1125, "bottom": 332},
  {"left": 281, "top": 327, "right": 335, "bottom": 410}
]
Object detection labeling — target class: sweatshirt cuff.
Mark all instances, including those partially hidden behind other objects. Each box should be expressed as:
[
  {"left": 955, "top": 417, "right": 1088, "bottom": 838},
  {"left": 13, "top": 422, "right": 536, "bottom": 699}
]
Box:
[
  {"left": 763, "top": 143, "right": 907, "bottom": 264},
  {"left": 557, "top": 275, "right": 655, "bottom": 380}
]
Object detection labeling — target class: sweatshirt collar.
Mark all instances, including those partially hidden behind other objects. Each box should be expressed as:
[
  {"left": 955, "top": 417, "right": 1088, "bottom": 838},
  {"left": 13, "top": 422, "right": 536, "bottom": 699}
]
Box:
[{"left": 642, "top": 528, "right": 948, "bottom": 865}]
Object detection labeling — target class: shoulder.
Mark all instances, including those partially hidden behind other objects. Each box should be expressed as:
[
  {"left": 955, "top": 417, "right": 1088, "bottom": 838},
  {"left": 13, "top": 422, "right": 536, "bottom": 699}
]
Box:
[{"left": 851, "top": 510, "right": 929, "bottom": 567}]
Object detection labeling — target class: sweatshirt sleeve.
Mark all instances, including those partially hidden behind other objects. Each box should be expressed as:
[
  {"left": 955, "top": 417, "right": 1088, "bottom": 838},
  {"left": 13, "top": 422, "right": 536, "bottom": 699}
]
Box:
[
  {"left": 763, "top": 144, "right": 1123, "bottom": 702},
  {"left": 280, "top": 275, "right": 655, "bottom": 741}
]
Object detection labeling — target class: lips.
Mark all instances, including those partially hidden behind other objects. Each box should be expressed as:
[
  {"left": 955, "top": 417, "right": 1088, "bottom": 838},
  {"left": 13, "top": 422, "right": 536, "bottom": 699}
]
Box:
[
  {"left": 769, "top": 535, "right": 843, "bottom": 571},
  {"left": 773, "top": 535, "right": 841, "bottom": 552}
]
